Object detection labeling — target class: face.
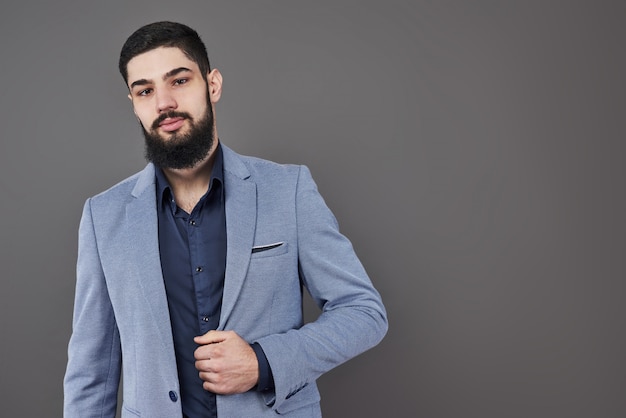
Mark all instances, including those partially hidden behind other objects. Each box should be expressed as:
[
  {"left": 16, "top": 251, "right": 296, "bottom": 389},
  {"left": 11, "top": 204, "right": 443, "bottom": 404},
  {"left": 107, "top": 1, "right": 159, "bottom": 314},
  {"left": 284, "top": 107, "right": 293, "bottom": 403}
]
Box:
[{"left": 126, "top": 47, "right": 222, "bottom": 169}]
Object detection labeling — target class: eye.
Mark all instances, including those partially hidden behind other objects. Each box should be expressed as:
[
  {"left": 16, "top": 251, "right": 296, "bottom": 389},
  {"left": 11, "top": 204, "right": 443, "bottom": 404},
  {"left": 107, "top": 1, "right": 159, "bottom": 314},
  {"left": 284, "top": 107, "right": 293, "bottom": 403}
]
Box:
[
  {"left": 173, "top": 78, "right": 188, "bottom": 86},
  {"left": 137, "top": 88, "right": 153, "bottom": 97}
]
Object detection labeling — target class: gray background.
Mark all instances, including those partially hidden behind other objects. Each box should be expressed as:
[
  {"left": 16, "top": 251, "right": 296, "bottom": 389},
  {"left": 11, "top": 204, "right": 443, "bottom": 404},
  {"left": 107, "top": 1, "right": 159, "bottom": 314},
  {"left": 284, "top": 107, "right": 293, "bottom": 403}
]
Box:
[{"left": 1, "top": 1, "right": 625, "bottom": 417}]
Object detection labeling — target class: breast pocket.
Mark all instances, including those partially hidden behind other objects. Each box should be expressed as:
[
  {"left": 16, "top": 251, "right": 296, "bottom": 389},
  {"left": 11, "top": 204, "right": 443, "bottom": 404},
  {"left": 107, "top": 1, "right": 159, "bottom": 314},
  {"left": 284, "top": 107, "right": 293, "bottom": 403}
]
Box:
[{"left": 250, "top": 241, "right": 289, "bottom": 258}]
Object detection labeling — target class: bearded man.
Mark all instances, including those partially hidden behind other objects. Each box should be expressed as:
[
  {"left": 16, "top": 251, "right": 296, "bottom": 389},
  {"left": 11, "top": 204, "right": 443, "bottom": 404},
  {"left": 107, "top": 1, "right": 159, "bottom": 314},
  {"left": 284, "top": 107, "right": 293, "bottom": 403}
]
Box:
[{"left": 64, "top": 21, "right": 387, "bottom": 418}]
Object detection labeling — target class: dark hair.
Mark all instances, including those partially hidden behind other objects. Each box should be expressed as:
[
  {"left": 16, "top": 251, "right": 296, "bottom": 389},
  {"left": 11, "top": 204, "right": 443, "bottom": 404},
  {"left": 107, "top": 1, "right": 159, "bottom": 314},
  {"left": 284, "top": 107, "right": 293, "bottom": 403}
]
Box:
[{"left": 119, "top": 21, "right": 211, "bottom": 86}]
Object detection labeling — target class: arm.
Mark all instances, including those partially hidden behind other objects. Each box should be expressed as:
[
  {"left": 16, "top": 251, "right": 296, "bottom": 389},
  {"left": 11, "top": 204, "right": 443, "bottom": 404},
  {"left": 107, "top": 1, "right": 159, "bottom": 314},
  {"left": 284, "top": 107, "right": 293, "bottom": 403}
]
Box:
[
  {"left": 255, "top": 165, "right": 388, "bottom": 409},
  {"left": 64, "top": 199, "right": 121, "bottom": 418}
]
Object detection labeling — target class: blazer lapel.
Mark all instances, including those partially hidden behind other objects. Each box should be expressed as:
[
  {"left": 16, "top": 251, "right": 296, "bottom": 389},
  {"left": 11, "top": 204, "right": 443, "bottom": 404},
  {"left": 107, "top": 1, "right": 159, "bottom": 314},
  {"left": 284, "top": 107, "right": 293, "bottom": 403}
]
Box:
[
  {"left": 220, "top": 145, "right": 257, "bottom": 328},
  {"left": 125, "top": 164, "right": 175, "bottom": 354},
  {"left": 122, "top": 150, "right": 258, "bottom": 335}
]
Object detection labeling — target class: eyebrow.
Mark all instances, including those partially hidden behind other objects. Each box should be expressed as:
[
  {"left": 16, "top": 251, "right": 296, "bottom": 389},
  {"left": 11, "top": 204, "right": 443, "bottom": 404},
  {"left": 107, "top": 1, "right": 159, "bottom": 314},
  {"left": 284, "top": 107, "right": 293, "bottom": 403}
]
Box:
[{"left": 129, "top": 67, "right": 193, "bottom": 89}]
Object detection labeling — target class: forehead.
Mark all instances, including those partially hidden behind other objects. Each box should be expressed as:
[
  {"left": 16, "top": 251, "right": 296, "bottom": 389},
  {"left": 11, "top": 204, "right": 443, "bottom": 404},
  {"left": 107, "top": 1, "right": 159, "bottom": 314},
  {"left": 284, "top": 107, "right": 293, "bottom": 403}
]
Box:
[{"left": 126, "top": 46, "right": 200, "bottom": 85}]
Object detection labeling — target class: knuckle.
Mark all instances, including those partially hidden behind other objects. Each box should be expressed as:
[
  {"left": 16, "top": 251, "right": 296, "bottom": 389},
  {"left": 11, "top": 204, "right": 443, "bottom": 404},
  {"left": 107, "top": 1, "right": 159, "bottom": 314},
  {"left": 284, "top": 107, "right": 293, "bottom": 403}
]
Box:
[{"left": 193, "top": 347, "right": 205, "bottom": 360}]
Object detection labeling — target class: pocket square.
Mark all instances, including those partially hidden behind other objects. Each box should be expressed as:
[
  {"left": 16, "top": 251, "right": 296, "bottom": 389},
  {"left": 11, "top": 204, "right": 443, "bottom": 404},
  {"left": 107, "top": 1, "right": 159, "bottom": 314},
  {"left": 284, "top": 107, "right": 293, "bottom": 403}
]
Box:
[{"left": 251, "top": 242, "right": 284, "bottom": 253}]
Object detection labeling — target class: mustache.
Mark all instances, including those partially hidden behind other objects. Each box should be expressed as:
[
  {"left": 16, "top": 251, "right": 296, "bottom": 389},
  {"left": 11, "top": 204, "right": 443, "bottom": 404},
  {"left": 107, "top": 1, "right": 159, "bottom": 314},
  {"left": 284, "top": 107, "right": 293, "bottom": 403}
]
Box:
[{"left": 151, "top": 111, "right": 193, "bottom": 130}]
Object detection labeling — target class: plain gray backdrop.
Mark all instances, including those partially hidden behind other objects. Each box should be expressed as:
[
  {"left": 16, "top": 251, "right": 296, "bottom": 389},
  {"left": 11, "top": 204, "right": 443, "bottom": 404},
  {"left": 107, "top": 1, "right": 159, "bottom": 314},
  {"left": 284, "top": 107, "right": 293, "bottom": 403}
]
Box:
[{"left": 1, "top": 1, "right": 625, "bottom": 417}]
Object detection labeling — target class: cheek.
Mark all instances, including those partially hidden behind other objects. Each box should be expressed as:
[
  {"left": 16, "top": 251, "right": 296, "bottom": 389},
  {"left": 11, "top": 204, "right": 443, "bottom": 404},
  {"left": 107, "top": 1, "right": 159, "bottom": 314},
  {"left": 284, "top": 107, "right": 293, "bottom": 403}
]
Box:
[
  {"left": 184, "top": 89, "right": 210, "bottom": 115},
  {"left": 133, "top": 106, "right": 154, "bottom": 128}
]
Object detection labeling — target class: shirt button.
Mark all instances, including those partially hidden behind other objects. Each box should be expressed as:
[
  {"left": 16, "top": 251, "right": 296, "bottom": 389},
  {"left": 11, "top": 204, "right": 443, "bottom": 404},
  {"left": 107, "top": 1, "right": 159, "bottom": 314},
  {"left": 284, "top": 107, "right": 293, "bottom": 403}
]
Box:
[
  {"left": 169, "top": 391, "right": 178, "bottom": 402},
  {"left": 202, "top": 316, "right": 210, "bottom": 322},
  {"left": 196, "top": 266, "right": 203, "bottom": 272},
  {"left": 189, "top": 220, "right": 196, "bottom": 226}
]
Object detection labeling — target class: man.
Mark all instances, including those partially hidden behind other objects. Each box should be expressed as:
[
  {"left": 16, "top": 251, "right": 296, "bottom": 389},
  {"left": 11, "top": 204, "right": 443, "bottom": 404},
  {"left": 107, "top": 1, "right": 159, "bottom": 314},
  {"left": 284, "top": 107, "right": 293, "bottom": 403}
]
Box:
[{"left": 64, "top": 21, "right": 387, "bottom": 418}]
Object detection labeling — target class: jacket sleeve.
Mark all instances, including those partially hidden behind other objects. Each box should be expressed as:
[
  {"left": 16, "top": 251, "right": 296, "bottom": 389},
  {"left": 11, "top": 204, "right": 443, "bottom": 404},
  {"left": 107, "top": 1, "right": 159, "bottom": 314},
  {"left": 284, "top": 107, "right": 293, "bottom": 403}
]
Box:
[
  {"left": 64, "top": 198, "right": 121, "bottom": 418},
  {"left": 256, "top": 165, "right": 388, "bottom": 412}
]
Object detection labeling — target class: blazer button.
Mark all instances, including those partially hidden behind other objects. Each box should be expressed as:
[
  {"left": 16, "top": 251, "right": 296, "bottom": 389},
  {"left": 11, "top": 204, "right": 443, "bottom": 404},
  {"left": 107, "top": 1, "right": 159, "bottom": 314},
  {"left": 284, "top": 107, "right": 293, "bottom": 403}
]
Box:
[{"left": 169, "top": 391, "right": 178, "bottom": 402}]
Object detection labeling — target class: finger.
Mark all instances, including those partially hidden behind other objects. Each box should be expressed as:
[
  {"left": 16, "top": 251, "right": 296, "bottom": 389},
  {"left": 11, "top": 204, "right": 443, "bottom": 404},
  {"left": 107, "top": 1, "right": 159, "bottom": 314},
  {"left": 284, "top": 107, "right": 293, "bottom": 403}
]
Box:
[
  {"left": 198, "top": 370, "right": 218, "bottom": 382},
  {"left": 195, "top": 359, "right": 213, "bottom": 372},
  {"left": 193, "top": 345, "right": 214, "bottom": 359},
  {"left": 203, "top": 379, "right": 235, "bottom": 395},
  {"left": 199, "top": 371, "right": 231, "bottom": 392},
  {"left": 194, "top": 330, "right": 227, "bottom": 345},
  {"left": 203, "top": 380, "right": 217, "bottom": 393}
]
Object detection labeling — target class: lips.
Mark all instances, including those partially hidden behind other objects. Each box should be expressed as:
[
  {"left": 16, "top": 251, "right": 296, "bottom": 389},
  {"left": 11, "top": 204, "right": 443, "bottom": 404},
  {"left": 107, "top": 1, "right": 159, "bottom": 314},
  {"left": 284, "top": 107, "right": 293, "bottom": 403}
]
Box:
[{"left": 159, "top": 117, "right": 185, "bottom": 132}]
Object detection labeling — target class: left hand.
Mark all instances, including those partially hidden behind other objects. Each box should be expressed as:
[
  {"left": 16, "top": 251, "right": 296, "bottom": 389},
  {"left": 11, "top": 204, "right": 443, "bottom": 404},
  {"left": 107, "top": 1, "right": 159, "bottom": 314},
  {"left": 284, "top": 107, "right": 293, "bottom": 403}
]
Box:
[{"left": 193, "top": 330, "right": 259, "bottom": 394}]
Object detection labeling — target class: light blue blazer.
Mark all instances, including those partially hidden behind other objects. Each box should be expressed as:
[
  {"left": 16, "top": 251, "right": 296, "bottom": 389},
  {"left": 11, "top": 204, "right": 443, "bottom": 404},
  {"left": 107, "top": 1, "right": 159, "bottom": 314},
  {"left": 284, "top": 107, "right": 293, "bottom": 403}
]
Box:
[{"left": 64, "top": 144, "right": 387, "bottom": 417}]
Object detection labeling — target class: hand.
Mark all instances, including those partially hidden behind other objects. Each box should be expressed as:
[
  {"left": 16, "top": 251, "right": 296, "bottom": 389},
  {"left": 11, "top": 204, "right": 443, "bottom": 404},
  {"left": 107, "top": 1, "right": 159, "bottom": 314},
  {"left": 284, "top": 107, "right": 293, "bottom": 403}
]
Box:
[{"left": 193, "top": 330, "right": 259, "bottom": 394}]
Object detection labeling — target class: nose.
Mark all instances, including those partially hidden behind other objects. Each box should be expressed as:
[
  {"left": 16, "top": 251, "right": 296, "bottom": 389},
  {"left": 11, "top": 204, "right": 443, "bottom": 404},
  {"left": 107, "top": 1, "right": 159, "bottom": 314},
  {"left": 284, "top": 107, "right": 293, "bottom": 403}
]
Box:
[{"left": 156, "top": 90, "right": 177, "bottom": 113}]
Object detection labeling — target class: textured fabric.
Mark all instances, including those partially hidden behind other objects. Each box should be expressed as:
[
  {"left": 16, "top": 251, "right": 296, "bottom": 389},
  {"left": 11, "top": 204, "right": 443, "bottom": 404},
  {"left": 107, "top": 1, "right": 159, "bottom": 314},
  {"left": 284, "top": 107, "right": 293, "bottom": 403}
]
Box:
[{"left": 64, "top": 143, "right": 388, "bottom": 417}]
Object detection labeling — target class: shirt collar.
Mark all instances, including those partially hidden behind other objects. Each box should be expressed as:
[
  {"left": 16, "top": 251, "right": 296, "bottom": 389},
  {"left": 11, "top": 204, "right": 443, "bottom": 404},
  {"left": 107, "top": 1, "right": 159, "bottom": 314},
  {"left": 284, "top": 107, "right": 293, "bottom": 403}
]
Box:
[{"left": 155, "top": 142, "right": 224, "bottom": 211}]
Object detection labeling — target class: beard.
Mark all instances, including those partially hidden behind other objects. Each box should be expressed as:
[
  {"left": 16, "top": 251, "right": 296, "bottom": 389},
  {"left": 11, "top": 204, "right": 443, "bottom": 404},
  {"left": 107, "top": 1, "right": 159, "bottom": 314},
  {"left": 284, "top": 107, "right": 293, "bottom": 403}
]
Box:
[{"left": 141, "top": 102, "right": 215, "bottom": 170}]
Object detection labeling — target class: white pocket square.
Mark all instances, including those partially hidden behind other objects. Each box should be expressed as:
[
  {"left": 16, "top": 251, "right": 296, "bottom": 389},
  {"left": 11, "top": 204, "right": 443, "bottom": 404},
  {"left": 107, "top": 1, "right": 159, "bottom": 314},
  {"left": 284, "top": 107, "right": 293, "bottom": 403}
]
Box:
[{"left": 251, "top": 242, "right": 284, "bottom": 253}]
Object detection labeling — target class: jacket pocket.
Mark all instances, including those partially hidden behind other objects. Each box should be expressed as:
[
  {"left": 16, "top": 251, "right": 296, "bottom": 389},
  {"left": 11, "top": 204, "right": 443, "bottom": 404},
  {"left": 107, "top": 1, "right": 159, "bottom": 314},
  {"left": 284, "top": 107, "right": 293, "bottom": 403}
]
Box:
[
  {"left": 121, "top": 405, "right": 141, "bottom": 417},
  {"left": 251, "top": 241, "right": 289, "bottom": 258}
]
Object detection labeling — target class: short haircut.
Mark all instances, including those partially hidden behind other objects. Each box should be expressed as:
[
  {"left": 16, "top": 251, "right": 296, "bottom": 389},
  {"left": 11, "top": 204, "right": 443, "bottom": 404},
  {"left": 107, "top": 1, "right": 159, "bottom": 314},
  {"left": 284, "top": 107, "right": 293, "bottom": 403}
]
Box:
[{"left": 119, "top": 21, "right": 211, "bottom": 86}]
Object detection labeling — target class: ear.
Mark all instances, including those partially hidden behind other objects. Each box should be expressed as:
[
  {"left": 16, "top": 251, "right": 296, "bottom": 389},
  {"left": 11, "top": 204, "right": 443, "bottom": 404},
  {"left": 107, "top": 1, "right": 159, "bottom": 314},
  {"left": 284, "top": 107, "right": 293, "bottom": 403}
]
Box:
[
  {"left": 126, "top": 93, "right": 139, "bottom": 118},
  {"left": 207, "top": 69, "right": 223, "bottom": 103}
]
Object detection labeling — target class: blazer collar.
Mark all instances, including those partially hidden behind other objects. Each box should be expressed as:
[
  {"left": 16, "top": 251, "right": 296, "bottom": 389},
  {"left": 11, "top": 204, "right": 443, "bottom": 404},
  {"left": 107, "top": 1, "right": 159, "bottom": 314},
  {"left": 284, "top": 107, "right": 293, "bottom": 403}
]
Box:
[
  {"left": 129, "top": 143, "right": 248, "bottom": 197},
  {"left": 220, "top": 143, "right": 257, "bottom": 327},
  {"left": 125, "top": 170, "right": 177, "bottom": 362},
  {"left": 131, "top": 162, "right": 156, "bottom": 198},
  {"left": 222, "top": 143, "right": 251, "bottom": 180}
]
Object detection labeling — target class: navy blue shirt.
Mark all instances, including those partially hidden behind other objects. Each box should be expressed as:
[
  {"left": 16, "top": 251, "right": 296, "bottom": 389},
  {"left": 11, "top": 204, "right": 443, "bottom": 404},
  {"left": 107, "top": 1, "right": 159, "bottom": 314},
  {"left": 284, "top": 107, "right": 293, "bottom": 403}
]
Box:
[
  {"left": 156, "top": 144, "right": 273, "bottom": 418},
  {"left": 156, "top": 145, "right": 226, "bottom": 417}
]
